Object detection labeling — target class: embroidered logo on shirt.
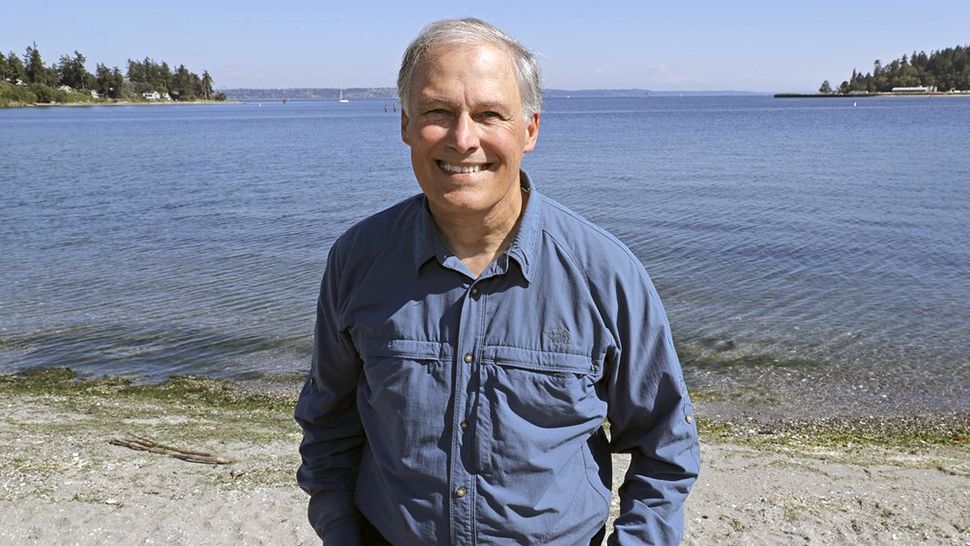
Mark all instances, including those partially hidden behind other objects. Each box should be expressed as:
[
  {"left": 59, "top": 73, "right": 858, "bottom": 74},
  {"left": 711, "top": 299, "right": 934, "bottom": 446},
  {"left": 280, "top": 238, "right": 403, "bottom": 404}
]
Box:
[{"left": 545, "top": 327, "right": 571, "bottom": 345}]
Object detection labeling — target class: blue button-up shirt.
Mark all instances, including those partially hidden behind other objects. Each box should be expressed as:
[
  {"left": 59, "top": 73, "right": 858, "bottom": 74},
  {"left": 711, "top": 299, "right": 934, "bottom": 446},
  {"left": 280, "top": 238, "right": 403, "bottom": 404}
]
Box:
[{"left": 296, "top": 172, "right": 700, "bottom": 545}]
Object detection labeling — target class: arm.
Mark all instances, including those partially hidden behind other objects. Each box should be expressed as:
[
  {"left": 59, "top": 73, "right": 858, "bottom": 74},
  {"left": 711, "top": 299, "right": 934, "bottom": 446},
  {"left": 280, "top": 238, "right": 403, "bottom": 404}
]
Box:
[
  {"left": 295, "top": 240, "right": 366, "bottom": 544},
  {"left": 605, "top": 272, "right": 700, "bottom": 545}
]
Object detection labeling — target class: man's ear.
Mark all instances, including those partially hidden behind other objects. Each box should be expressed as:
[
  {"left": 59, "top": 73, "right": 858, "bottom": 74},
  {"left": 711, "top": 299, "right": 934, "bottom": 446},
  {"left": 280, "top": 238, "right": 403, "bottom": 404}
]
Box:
[
  {"left": 523, "top": 113, "right": 540, "bottom": 153},
  {"left": 401, "top": 110, "right": 410, "bottom": 145}
]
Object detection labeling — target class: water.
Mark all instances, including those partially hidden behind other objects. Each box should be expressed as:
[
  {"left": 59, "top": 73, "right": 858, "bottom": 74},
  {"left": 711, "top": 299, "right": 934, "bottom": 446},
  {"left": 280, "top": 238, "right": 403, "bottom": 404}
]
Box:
[{"left": 2, "top": 96, "right": 968, "bottom": 414}]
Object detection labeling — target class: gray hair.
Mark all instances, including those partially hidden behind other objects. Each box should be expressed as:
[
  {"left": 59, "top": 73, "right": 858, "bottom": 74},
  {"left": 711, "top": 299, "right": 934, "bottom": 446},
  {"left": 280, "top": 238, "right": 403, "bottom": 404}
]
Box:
[{"left": 397, "top": 18, "right": 542, "bottom": 119}]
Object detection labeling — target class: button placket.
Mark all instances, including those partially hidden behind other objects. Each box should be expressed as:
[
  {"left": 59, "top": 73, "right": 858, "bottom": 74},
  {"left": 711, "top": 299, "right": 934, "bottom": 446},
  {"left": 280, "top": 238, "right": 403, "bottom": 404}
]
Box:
[{"left": 450, "top": 279, "right": 483, "bottom": 545}]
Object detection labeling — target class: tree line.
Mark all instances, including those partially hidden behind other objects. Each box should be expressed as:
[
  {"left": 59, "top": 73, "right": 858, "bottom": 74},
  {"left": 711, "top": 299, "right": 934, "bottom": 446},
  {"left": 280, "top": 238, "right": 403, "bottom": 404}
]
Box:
[
  {"left": 819, "top": 44, "right": 970, "bottom": 94},
  {"left": 1, "top": 43, "right": 225, "bottom": 105}
]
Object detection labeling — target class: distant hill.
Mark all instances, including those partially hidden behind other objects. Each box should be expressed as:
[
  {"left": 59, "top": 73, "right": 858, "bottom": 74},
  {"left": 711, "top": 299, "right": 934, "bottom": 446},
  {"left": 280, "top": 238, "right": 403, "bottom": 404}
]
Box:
[
  {"left": 220, "top": 87, "right": 395, "bottom": 101},
  {"left": 220, "top": 87, "right": 764, "bottom": 101}
]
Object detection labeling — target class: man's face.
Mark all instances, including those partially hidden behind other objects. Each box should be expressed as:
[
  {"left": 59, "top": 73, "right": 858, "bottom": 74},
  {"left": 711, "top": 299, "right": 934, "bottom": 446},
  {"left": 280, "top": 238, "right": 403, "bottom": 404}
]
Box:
[{"left": 402, "top": 43, "right": 540, "bottom": 218}]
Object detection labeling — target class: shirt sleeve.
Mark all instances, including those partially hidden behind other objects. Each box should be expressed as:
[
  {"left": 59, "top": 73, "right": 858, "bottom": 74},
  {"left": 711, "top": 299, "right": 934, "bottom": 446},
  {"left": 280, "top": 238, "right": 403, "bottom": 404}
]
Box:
[
  {"left": 603, "top": 266, "right": 701, "bottom": 545},
  {"left": 295, "top": 239, "right": 366, "bottom": 544}
]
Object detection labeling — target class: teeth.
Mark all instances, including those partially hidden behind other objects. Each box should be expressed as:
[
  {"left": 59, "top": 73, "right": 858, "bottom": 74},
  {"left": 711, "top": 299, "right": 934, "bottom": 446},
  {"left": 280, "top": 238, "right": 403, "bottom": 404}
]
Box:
[{"left": 439, "top": 162, "right": 484, "bottom": 174}]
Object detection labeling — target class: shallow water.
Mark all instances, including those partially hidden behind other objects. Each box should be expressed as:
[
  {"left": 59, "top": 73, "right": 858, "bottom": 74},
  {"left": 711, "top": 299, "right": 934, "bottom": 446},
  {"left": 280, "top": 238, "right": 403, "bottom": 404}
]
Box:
[{"left": 2, "top": 96, "right": 968, "bottom": 413}]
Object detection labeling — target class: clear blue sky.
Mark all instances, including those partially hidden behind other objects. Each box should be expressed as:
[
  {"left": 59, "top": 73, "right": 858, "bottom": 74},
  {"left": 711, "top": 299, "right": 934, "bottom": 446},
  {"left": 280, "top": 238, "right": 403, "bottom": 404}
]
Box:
[{"left": 4, "top": 0, "right": 968, "bottom": 92}]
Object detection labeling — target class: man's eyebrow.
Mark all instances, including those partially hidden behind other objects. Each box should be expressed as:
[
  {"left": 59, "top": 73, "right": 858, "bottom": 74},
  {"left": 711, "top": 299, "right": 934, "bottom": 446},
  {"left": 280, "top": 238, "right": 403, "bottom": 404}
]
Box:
[
  {"left": 413, "top": 97, "right": 512, "bottom": 112},
  {"left": 414, "top": 96, "right": 453, "bottom": 107},
  {"left": 474, "top": 101, "right": 512, "bottom": 112}
]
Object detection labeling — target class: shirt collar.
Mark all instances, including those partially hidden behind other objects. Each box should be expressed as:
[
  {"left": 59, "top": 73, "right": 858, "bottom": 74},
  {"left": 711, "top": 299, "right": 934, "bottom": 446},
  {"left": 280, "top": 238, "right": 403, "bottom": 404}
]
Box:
[
  {"left": 412, "top": 170, "right": 543, "bottom": 283},
  {"left": 505, "top": 170, "right": 541, "bottom": 283},
  {"left": 412, "top": 198, "right": 442, "bottom": 272}
]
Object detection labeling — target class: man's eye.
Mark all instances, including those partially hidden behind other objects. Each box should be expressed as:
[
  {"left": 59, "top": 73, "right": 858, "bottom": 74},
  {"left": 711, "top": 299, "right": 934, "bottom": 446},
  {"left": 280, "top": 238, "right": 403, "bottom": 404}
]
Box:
[
  {"left": 482, "top": 111, "right": 502, "bottom": 118},
  {"left": 426, "top": 108, "right": 449, "bottom": 115}
]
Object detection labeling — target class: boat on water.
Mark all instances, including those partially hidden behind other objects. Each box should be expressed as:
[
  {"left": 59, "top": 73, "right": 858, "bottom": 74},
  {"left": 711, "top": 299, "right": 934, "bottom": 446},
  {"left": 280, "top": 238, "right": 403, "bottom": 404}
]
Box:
[{"left": 338, "top": 89, "right": 349, "bottom": 103}]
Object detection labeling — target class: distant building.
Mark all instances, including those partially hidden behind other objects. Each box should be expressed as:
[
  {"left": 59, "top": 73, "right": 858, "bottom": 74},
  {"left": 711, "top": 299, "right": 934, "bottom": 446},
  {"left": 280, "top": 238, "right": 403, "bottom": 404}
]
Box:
[
  {"left": 143, "top": 91, "right": 161, "bottom": 101},
  {"left": 59, "top": 85, "right": 73, "bottom": 92},
  {"left": 891, "top": 86, "right": 937, "bottom": 94},
  {"left": 90, "top": 90, "right": 101, "bottom": 99},
  {"left": 161, "top": 92, "right": 173, "bottom": 101}
]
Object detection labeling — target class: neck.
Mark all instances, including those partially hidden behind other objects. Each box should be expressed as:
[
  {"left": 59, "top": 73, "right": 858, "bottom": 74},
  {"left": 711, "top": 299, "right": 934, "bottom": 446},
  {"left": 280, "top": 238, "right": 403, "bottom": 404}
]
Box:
[{"left": 430, "top": 189, "right": 527, "bottom": 278}]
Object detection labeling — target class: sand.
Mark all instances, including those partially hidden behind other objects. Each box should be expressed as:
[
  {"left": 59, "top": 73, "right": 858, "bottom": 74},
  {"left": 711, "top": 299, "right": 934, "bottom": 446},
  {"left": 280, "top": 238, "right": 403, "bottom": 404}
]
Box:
[{"left": 0, "top": 374, "right": 967, "bottom": 545}]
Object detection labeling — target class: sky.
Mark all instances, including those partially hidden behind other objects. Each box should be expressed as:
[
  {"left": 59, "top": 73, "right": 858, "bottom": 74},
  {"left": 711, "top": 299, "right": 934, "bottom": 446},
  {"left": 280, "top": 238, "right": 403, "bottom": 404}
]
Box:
[{"left": 3, "top": 1, "right": 969, "bottom": 92}]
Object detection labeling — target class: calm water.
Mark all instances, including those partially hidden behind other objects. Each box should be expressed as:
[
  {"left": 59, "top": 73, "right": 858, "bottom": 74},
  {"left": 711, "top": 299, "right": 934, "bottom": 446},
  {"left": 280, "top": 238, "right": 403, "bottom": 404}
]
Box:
[{"left": 2, "top": 96, "right": 968, "bottom": 413}]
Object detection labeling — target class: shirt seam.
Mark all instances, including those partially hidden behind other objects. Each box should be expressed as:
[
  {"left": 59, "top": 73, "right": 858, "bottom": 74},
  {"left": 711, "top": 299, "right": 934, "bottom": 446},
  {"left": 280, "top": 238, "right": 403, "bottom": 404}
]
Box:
[
  {"left": 541, "top": 197, "right": 650, "bottom": 274},
  {"left": 481, "top": 342, "right": 601, "bottom": 360},
  {"left": 340, "top": 200, "right": 423, "bottom": 317}
]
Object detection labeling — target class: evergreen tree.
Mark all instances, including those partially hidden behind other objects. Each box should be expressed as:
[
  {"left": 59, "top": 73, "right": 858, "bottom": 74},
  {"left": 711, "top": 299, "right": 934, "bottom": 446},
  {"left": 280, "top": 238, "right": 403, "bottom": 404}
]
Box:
[
  {"left": 24, "top": 43, "right": 52, "bottom": 85},
  {"left": 171, "top": 64, "right": 193, "bottom": 99},
  {"left": 201, "top": 70, "right": 213, "bottom": 100},
  {"left": 160, "top": 62, "right": 172, "bottom": 92},
  {"left": 57, "top": 50, "right": 92, "bottom": 90},
  {"left": 818, "top": 80, "right": 832, "bottom": 94},
  {"left": 95, "top": 63, "right": 124, "bottom": 98},
  {"left": 6, "top": 51, "right": 27, "bottom": 83}
]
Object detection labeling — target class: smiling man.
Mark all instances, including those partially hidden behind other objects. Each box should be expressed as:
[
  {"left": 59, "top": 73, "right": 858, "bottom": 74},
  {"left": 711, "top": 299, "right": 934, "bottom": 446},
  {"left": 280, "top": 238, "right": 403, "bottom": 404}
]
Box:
[{"left": 296, "top": 18, "right": 700, "bottom": 545}]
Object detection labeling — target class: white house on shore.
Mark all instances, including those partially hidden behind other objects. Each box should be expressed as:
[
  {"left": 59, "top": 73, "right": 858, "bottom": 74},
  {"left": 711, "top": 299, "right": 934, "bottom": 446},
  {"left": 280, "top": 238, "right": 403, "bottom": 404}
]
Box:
[
  {"left": 891, "top": 86, "right": 938, "bottom": 93},
  {"left": 143, "top": 91, "right": 161, "bottom": 101}
]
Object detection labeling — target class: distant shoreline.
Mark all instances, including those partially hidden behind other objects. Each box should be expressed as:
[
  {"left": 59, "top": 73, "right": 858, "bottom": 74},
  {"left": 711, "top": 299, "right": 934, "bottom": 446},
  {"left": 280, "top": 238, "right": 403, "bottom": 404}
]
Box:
[
  {"left": 1, "top": 99, "right": 236, "bottom": 109},
  {"left": 775, "top": 92, "right": 970, "bottom": 98}
]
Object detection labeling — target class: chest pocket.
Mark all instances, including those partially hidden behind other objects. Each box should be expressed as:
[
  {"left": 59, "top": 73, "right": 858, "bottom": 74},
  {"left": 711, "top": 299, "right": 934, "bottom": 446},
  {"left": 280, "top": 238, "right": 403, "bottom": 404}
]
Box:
[
  {"left": 479, "top": 345, "right": 603, "bottom": 428},
  {"left": 355, "top": 337, "right": 451, "bottom": 421}
]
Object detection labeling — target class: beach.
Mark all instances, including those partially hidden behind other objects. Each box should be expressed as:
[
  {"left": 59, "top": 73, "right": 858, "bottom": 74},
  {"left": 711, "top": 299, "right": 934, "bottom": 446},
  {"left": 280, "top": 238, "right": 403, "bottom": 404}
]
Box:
[{"left": 1, "top": 370, "right": 966, "bottom": 545}]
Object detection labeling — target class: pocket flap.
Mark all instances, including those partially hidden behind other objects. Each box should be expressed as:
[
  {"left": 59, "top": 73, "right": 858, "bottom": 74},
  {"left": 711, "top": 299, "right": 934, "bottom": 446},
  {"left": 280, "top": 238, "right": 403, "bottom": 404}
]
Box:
[
  {"left": 357, "top": 338, "right": 444, "bottom": 361},
  {"left": 481, "top": 345, "right": 596, "bottom": 375}
]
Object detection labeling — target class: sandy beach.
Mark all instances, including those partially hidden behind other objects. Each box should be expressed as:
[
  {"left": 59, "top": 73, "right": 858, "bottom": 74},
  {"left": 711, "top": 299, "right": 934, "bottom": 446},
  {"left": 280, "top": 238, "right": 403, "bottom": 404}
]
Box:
[{"left": 1, "top": 370, "right": 967, "bottom": 545}]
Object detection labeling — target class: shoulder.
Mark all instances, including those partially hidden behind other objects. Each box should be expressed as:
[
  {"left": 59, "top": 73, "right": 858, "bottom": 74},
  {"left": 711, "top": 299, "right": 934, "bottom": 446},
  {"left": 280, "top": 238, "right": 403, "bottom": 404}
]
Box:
[
  {"left": 536, "top": 192, "right": 650, "bottom": 282},
  {"left": 329, "top": 193, "right": 424, "bottom": 265}
]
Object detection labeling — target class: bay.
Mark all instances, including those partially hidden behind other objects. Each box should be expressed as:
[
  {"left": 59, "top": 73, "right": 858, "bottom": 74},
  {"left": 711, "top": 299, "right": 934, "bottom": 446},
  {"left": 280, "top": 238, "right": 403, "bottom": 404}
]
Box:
[{"left": 2, "top": 96, "right": 968, "bottom": 414}]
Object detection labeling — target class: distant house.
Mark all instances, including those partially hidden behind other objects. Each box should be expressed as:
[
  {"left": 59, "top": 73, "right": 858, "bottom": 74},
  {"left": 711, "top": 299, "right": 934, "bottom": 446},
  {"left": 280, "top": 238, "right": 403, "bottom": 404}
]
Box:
[
  {"left": 90, "top": 90, "right": 101, "bottom": 99},
  {"left": 891, "top": 86, "right": 937, "bottom": 94},
  {"left": 143, "top": 91, "right": 161, "bottom": 101},
  {"left": 59, "top": 85, "right": 73, "bottom": 92},
  {"left": 161, "top": 92, "right": 173, "bottom": 101}
]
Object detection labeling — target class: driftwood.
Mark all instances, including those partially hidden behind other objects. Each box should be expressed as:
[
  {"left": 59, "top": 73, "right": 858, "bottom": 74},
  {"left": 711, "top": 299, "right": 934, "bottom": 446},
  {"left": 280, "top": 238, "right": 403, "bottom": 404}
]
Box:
[{"left": 109, "top": 433, "right": 232, "bottom": 465}]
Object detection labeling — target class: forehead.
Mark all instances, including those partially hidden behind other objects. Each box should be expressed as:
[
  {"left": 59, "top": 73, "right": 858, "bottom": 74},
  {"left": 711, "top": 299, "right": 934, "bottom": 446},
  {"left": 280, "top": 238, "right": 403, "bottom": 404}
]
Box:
[{"left": 411, "top": 43, "right": 520, "bottom": 104}]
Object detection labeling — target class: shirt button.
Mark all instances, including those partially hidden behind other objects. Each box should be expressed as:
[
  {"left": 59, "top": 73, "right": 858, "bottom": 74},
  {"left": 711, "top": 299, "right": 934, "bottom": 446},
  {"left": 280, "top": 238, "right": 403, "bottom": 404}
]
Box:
[
  {"left": 463, "top": 352, "right": 474, "bottom": 364},
  {"left": 470, "top": 286, "right": 479, "bottom": 296},
  {"left": 686, "top": 414, "right": 694, "bottom": 423},
  {"left": 455, "top": 486, "right": 467, "bottom": 498},
  {"left": 460, "top": 420, "right": 469, "bottom": 430}
]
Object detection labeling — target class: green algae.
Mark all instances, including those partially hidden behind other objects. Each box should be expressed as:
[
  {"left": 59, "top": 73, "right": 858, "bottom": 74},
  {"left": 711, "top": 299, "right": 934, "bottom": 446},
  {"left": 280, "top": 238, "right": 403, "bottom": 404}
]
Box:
[{"left": 1, "top": 367, "right": 292, "bottom": 413}]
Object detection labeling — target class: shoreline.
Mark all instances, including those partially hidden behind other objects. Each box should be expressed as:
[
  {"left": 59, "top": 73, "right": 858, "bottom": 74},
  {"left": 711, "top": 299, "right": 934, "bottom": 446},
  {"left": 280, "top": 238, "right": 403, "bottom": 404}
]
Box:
[
  {"left": 0, "top": 369, "right": 970, "bottom": 545},
  {"left": 1, "top": 369, "right": 967, "bottom": 544},
  {"left": 774, "top": 91, "right": 970, "bottom": 98},
  {"left": 0, "top": 99, "right": 237, "bottom": 109}
]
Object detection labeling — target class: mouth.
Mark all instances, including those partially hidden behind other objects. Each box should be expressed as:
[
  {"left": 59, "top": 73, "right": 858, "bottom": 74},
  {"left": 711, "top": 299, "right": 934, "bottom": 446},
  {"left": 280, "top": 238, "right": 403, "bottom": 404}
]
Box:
[{"left": 436, "top": 160, "right": 491, "bottom": 174}]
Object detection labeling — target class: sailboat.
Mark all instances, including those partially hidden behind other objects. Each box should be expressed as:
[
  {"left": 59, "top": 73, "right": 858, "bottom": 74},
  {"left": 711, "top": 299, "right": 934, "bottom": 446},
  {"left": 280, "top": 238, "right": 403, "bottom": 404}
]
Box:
[{"left": 338, "top": 89, "right": 349, "bottom": 103}]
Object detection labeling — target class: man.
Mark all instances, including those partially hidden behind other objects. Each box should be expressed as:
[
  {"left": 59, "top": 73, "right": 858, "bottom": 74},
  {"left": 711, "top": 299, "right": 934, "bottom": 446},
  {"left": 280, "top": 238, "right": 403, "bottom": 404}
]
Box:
[{"left": 296, "top": 18, "right": 699, "bottom": 545}]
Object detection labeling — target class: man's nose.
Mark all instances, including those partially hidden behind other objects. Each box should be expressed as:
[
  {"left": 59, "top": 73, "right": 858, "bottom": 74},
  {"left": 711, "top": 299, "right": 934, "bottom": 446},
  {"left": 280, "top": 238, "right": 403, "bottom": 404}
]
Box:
[{"left": 447, "top": 113, "right": 480, "bottom": 154}]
